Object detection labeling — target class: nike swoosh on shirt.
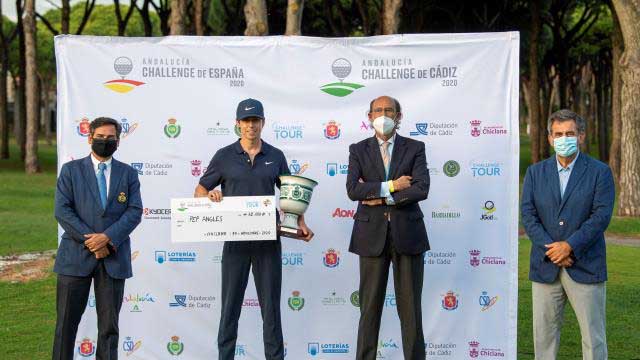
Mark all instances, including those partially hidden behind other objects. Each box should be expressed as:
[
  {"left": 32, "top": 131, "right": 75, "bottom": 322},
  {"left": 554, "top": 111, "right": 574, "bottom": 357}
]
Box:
[{"left": 265, "top": 161, "right": 274, "bottom": 165}]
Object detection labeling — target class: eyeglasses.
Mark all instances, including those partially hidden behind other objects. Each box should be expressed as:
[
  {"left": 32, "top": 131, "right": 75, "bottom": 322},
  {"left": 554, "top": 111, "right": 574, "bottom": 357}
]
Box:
[{"left": 371, "top": 107, "right": 397, "bottom": 116}]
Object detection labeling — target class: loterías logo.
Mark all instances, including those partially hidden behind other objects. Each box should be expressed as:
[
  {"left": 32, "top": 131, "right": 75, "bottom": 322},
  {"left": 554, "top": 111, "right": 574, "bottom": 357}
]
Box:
[{"left": 104, "top": 57, "right": 145, "bottom": 94}]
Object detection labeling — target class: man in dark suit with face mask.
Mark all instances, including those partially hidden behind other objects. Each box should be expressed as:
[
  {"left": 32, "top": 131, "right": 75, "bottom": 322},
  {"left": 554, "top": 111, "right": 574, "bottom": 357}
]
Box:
[
  {"left": 346, "top": 96, "right": 430, "bottom": 360},
  {"left": 52, "top": 117, "right": 143, "bottom": 360}
]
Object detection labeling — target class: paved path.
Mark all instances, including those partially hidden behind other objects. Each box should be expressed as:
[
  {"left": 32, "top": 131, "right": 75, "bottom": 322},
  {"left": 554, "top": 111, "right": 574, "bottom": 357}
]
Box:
[
  {"left": 1, "top": 235, "right": 638, "bottom": 281},
  {"left": 605, "top": 234, "right": 640, "bottom": 247},
  {"left": 520, "top": 232, "right": 640, "bottom": 247},
  {"left": 0, "top": 249, "right": 56, "bottom": 272}
]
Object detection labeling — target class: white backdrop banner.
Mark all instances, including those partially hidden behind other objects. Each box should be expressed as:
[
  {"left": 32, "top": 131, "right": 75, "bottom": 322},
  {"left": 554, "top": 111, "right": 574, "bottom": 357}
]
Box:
[{"left": 55, "top": 33, "right": 520, "bottom": 360}]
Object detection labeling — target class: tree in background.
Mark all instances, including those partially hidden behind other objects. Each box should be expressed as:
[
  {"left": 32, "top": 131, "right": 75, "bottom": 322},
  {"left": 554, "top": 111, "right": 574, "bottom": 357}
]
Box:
[
  {"left": 608, "top": 5, "right": 622, "bottom": 185},
  {"left": 115, "top": 0, "right": 137, "bottom": 36},
  {"left": 285, "top": 0, "right": 304, "bottom": 35},
  {"left": 244, "top": 0, "right": 268, "bottom": 35},
  {"left": 611, "top": 0, "right": 640, "bottom": 216},
  {"left": 0, "top": 12, "right": 18, "bottom": 159},
  {"left": 382, "top": 0, "right": 402, "bottom": 34},
  {"left": 527, "top": 0, "right": 542, "bottom": 164},
  {"left": 170, "top": 0, "right": 187, "bottom": 34},
  {"left": 24, "top": 0, "right": 38, "bottom": 173},
  {"left": 14, "top": 0, "right": 25, "bottom": 161}
]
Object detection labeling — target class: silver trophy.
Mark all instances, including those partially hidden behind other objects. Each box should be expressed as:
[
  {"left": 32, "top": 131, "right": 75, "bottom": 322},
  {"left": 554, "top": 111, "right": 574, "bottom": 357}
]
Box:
[{"left": 278, "top": 175, "right": 317, "bottom": 239}]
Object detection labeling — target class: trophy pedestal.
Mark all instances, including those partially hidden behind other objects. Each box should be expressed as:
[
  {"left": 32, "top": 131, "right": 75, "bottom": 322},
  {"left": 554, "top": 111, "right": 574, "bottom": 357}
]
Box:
[{"left": 278, "top": 225, "right": 306, "bottom": 240}]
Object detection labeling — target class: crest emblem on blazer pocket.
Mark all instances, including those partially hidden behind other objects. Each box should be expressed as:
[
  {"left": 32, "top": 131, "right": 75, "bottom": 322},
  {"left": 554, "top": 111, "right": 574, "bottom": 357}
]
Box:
[{"left": 117, "top": 192, "right": 127, "bottom": 203}]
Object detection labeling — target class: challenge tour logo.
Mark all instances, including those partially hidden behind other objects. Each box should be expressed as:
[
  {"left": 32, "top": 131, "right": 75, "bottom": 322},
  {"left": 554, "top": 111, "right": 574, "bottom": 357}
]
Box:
[
  {"left": 320, "top": 58, "right": 364, "bottom": 97},
  {"left": 104, "top": 57, "right": 145, "bottom": 94}
]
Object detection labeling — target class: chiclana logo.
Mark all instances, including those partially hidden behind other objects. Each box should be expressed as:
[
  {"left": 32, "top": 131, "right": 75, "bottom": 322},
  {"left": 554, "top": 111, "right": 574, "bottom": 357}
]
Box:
[
  {"left": 468, "top": 341, "right": 505, "bottom": 358},
  {"left": 470, "top": 120, "right": 507, "bottom": 137},
  {"left": 104, "top": 57, "right": 145, "bottom": 94},
  {"left": 191, "top": 160, "right": 203, "bottom": 177},
  {"left": 469, "top": 249, "right": 506, "bottom": 267}
]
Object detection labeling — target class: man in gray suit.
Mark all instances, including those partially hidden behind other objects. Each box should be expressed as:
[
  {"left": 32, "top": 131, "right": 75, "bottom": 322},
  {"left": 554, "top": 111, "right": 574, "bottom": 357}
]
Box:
[{"left": 52, "top": 117, "right": 143, "bottom": 360}]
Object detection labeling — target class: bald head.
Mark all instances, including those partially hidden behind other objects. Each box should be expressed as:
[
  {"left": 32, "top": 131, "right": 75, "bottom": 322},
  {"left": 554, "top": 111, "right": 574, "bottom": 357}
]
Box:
[
  {"left": 368, "top": 96, "right": 402, "bottom": 124},
  {"left": 369, "top": 96, "right": 401, "bottom": 115}
]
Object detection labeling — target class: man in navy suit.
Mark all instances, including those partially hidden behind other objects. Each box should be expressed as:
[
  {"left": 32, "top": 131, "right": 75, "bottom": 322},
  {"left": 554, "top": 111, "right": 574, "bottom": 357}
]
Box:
[
  {"left": 521, "top": 109, "right": 614, "bottom": 360},
  {"left": 53, "top": 117, "right": 142, "bottom": 360},
  {"left": 346, "top": 96, "right": 429, "bottom": 360}
]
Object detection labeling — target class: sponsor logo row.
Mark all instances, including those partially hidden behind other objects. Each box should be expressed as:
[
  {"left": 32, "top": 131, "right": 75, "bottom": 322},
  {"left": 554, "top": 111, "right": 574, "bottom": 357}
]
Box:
[
  {"left": 77, "top": 336, "right": 503, "bottom": 358},
  {"left": 144, "top": 249, "right": 506, "bottom": 269},
  {"left": 87, "top": 288, "right": 499, "bottom": 315},
  {"left": 76, "top": 116, "right": 506, "bottom": 141},
  {"left": 143, "top": 201, "right": 500, "bottom": 222},
  {"left": 128, "top": 158, "right": 504, "bottom": 179}
]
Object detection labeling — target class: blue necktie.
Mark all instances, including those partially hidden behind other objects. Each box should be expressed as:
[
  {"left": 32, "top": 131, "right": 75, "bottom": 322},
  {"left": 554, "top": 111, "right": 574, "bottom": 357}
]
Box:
[{"left": 97, "top": 163, "right": 107, "bottom": 209}]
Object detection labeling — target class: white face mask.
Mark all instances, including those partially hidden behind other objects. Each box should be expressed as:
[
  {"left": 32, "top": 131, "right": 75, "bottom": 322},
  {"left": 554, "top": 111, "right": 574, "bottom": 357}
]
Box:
[{"left": 372, "top": 116, "right": 396, "bottom": 136}]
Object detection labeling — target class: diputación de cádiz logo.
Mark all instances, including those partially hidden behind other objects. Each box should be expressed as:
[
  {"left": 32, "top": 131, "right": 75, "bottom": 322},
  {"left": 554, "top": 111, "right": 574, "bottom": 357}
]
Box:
[
  {"left": 104, "top": 57, "right": 145, "bottom": 94},
  {"left": 320, "top": 58, "right": 364, "bottom": 97}
]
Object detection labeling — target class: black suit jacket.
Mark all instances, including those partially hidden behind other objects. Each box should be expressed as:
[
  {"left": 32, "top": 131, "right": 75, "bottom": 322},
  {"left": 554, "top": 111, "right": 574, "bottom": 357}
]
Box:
[{"left": 346, "top": 134, "right": 430, "bottom": 256}]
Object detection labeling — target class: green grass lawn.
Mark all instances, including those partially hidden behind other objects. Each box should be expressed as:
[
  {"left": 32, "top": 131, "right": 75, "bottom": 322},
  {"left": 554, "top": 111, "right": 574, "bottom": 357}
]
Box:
[
  {"left": 0, "top": 239, "right": 637, "bottom": 359},
  {"left": 0, "top": 140, "right": 58, "bottom": 255},
  {"left": 0, "top": 136, "right": 638, "bottom": 358},
  {"left": 516, "top": 240, "right": 640, "bottom": 360}
]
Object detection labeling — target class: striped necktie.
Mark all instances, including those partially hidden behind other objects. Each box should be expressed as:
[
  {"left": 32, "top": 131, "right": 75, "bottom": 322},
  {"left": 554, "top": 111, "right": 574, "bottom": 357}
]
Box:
[{"left": 381, "top": 141, "right": 390, "bottom": 180}]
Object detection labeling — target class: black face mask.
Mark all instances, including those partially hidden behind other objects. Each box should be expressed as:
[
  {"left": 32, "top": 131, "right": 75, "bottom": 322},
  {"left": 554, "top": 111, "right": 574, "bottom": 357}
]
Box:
[{"left": 91, "top": 138, "right": 118, "bottom": 158}]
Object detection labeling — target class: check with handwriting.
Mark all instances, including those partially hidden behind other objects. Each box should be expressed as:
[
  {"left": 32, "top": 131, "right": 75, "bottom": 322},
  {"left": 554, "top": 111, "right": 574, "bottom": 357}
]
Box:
[{"left": 171, "top": 196, "right": 277, "bottom": 242}]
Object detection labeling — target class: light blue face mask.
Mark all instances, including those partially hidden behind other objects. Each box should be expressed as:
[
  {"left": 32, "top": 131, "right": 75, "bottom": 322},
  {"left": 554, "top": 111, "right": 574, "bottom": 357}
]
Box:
[{"left": 553, "top": 136, "right": 578, "bottom": 157}]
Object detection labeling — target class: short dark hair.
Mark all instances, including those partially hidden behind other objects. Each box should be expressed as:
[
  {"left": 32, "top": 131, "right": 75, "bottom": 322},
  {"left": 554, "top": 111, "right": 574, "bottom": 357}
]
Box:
[
  {"left": 369, "top": 96, "right": 402, "bottom": 114},
  {"left": 547, "top": 109, "right": 586, "bottom": 134},
  {"left": 90, "top": 117, "right": 122, "bottom": 138}
]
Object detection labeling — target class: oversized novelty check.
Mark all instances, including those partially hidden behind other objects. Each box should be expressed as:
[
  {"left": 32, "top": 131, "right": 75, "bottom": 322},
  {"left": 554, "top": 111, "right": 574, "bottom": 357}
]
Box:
[{"left": 171, "top": 196, "right": 277, "bottom": 242}]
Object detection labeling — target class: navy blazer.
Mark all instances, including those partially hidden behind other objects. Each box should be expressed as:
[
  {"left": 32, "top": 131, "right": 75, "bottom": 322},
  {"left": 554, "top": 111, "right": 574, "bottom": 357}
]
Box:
[
  {"left": 521, "top": 153, "right": 614, "bottom": 284},
  {"left": 54, "top": 155, "right": 143, "bottom": 279},
  {"left": 346, "top": 135, "right": 430, "bottom": 256}
]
